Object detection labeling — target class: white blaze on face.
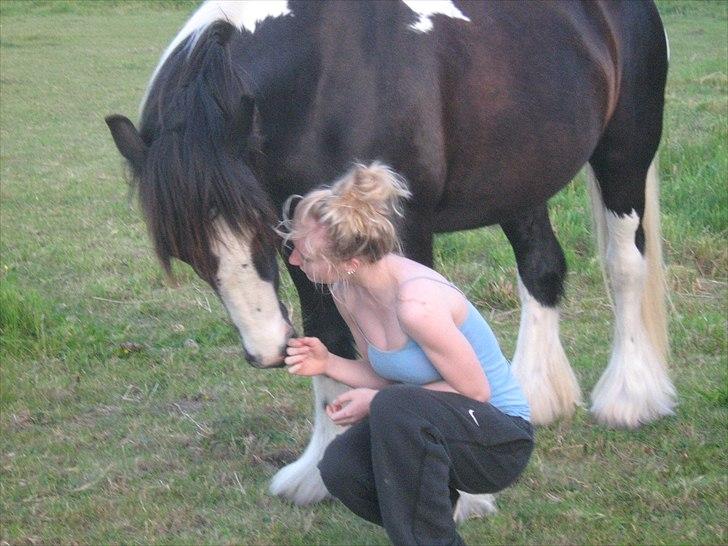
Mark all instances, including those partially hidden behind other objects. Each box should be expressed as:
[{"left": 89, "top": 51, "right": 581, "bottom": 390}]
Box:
[
  {"left": 212, "top": 219, "right": 291, "bottom": 367},
  {"left": 402, "top": 0, "right": 471, "bottom": 32}
]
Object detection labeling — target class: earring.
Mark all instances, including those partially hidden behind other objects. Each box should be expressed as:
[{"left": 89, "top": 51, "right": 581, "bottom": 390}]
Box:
[{"left": 347, "top": 269, "right": 355, "bottom": 275}]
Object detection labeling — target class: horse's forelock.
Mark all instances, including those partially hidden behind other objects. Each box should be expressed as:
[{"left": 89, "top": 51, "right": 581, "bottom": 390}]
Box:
[{"left": 133, "top": 21, "right": 273, "bottom": 284}]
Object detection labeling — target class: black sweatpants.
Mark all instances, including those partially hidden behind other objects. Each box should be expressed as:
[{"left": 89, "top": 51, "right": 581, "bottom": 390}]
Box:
[{"left": 318, "top": 384, "right": 534, "bottom": 546}]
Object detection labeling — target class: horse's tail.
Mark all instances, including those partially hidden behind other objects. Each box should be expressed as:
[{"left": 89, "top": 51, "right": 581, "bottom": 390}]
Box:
[{"left": 586, "top": 159, "right": 669, "bottom": 362}]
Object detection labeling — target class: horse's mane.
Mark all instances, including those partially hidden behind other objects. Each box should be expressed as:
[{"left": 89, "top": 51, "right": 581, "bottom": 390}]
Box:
[{"left": 132, "top": 21, "right": 274, "bottom": 282}]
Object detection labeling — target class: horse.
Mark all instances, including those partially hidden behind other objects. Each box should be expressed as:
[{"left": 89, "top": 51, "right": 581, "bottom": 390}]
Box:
[{"left": 106, "top": 0, "right": 676, "bottom": 518}]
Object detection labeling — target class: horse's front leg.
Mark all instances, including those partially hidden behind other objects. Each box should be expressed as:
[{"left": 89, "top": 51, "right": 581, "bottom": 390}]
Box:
[
  {"left": 500, "top": 205, "right": 582, "bottom": 425},
  {"left": 270, "top": 265, "right": 354, "bottom": 504},
  {"left": 269, "top": 375, "right": 349, "bottom": 504}
]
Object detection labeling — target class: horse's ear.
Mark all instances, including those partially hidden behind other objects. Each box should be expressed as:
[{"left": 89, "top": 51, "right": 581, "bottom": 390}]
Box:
[{"left": 105, "top": 114, "right": 148, "bottom": 171}]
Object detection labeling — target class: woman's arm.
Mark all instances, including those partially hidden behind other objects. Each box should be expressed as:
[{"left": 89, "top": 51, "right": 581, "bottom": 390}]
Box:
[
  {"left": 285, "top": 293, "right": 392, "bottom": 389},
  {"left": 397, "top": 292, "right": 491, "bottom": 403},
  {"left": 421, "top": 380, "right": 461, "bottom": 395},
  {"left": 326, "top": 352, "right": 392, "bottom": 389},
  {"left": 285, "top": 337, "right": 392, "bottom": 389}
]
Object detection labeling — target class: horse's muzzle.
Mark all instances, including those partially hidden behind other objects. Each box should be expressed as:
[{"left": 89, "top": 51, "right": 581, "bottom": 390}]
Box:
[{"left": 244, "top": 338, "right": 293, "bottom": 369}]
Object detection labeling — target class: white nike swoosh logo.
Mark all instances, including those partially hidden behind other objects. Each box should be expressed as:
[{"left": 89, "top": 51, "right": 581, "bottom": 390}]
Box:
[{"left": 468, "top": 409, "right": 479, "bottom": 426}]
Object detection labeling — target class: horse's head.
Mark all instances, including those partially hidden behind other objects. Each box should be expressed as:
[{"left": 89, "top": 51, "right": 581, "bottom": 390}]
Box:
[{"left": 105, "top": 22, "right": 293, "bottom": 368}]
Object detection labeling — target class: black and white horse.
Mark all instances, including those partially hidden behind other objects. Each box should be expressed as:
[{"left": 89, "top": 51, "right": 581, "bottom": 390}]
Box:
[{"left": 106, "top": 0, "right": 676, "bottom": 518}]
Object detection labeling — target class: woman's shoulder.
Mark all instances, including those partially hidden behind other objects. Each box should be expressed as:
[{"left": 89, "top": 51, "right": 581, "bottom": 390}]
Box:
[
  {"left": 390, "top": 256, "right": 445, "bottom": 287},
  {"left": 395, "top": 283, "right": 468, "bottom": 329},
  {"left": 387, "top": 256, "right": 468, "bottom": 321}
]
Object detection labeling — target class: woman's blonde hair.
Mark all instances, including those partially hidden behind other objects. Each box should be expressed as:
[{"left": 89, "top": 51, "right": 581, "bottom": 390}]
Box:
[{"left": 281, "top": 162, "right": 412, "bottom": 267}]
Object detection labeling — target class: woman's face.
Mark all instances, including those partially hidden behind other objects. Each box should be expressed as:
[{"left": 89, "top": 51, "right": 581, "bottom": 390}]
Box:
[{"left": 287, "top": 221, "right": 341, "bottom": 284}]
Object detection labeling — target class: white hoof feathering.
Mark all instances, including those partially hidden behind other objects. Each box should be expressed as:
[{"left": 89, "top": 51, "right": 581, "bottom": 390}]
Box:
[
  {"left": 453, "top": 492, "right": 498, "bottom": 522},
  {"left": 269, "top": 376, "right": 350, "bottom": 504},
  {"left": 590, "top": 343, "right": 676, "bottom": 428},
  {"left": 268, "top": 450, "right": 329, "bottom": 505},
  {"left": 590, "top": 211, "right": 675, "bottom": 428},
  {"left": 511, "top": 277, "right": 582, "bottom": 425}
]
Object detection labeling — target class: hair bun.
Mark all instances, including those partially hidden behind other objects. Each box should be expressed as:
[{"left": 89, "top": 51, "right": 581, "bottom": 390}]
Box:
[
  {"left": 280, "top": 162, "right": 413, "bottom": 266},
  {"left": 331, "top": 161, "right": 412, "bottom": 218}
]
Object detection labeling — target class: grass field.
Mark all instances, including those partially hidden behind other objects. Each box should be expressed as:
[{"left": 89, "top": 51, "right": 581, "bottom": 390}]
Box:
[{"left": 1, "top": 1, "right": 726, "bottom": 544}]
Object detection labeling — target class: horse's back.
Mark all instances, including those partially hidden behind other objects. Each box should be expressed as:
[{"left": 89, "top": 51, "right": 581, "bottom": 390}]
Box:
[
  {"left": 257, "top": 1, "right": 666, "bottom": 227},
  {"left": 432, "top": 0, "right": 666, "bottom": 228}
]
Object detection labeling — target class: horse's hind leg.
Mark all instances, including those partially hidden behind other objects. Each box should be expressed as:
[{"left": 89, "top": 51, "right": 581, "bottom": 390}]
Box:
[
  {"left": 587, "top": 120, "right": 676, "bottom": 428},
  {"left": 501, "top": 205, "right": 582, "bottom": 425}
]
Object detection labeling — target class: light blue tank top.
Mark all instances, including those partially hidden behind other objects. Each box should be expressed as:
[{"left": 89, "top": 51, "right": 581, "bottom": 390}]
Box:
[{"left": 356, "top": 279, "right": 530, "bottom": 421}]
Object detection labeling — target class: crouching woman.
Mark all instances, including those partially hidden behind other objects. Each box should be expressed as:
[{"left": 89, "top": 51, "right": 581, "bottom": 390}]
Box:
[{"left": 281, "top": 162, "right": 534, "bottom": 546}]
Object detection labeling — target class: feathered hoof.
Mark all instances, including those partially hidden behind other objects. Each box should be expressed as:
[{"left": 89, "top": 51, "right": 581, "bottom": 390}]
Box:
[
  {"left": 516, "top": 361, "right": 582, "bottom": 426},
  {"left": 590, "top": 343, "right": 676, "bottom": 429},
  {"left": 590, "top": 370, "right": 676, "bottom": 429},
  {"left": 269, "top": 459, "right": 330, "bottom": 505},
  {"left": 526, "top": 382, "right": 582, "bottom": 426},
  {"left": 453, "top": 492, "right": 498, "bottom": 523}
]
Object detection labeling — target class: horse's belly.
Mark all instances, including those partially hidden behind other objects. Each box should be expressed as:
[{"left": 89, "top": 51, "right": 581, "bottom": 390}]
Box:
[
  {"left": 433, "top": 181, "right": 563, "bottom": 232},
  {"left": 433, "top": 133, "right": 592, "bottom": 232}
]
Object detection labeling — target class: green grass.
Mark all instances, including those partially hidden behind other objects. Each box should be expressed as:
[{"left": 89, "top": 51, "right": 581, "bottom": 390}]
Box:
[{"left": 1, "top": 1, "right": 726, "bottom": 544}]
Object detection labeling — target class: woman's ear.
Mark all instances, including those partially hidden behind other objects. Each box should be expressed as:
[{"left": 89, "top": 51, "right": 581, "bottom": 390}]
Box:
[{"left": 344, "top": 258, "right": 361, "bottom": 275}]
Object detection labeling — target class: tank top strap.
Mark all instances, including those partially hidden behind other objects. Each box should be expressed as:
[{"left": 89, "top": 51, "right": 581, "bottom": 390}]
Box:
[
  {"left": 342, "top": 301, "right": 376, "bottom": 346},
  {"left": 397, "top": 276, "right": 466, "bottom": 297},
  {"left": 345, "top": 277, "right": 465, "bottom": 348}
]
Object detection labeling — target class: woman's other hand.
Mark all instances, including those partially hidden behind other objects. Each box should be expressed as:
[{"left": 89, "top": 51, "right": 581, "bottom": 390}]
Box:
[
  {"left": 326, "top": 388, "right": 377, "bottom": 426},
  {"left": 285, "top": 337, "right": 329, "bottom": 376}
]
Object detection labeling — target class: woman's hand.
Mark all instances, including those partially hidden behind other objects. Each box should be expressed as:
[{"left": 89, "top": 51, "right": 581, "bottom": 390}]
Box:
[
  {"left": 326, "top": 388, "right": 377, "bottom": 426},
  {"left": 285, "top": 337, "right": 329, "bottom": 376}
]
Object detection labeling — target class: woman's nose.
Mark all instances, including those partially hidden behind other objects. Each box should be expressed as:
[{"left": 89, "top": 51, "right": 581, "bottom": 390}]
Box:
[{"left": 289, "top": 249, "right": 300, "bottom": 266}]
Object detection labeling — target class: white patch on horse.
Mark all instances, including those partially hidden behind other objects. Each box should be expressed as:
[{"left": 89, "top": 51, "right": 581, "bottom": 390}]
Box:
[
  {"left": 511, "top": 276, "right": 582, "bottom": 425},
  {"left": 212, "top": 219, "right": 291, "bottom": 367},
  {"left": 590, "top": 210, "right": 675, "bottom": 428},
  {"left": 453, "top": 491, "right": 498, "bottom": 522},
  {"left": 402, "top": 0, "right": 470, "bottom": 32},
  {"left": 142, "top": 0, "right": 290, "bottom": 111}
]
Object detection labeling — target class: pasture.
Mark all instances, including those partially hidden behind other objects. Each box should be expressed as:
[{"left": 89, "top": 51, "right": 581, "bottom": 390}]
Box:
[{"left": 1, "top": 1, "right": 726, "bottom": 544}]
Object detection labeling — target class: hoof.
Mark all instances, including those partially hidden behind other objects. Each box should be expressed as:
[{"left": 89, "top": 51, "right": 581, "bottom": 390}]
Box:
[
  {"left": 269, "top": 458, "right": 329, "bottom": 505},
  {"left": 453, "top": 492, "right": 498, "bottom": 523}
]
